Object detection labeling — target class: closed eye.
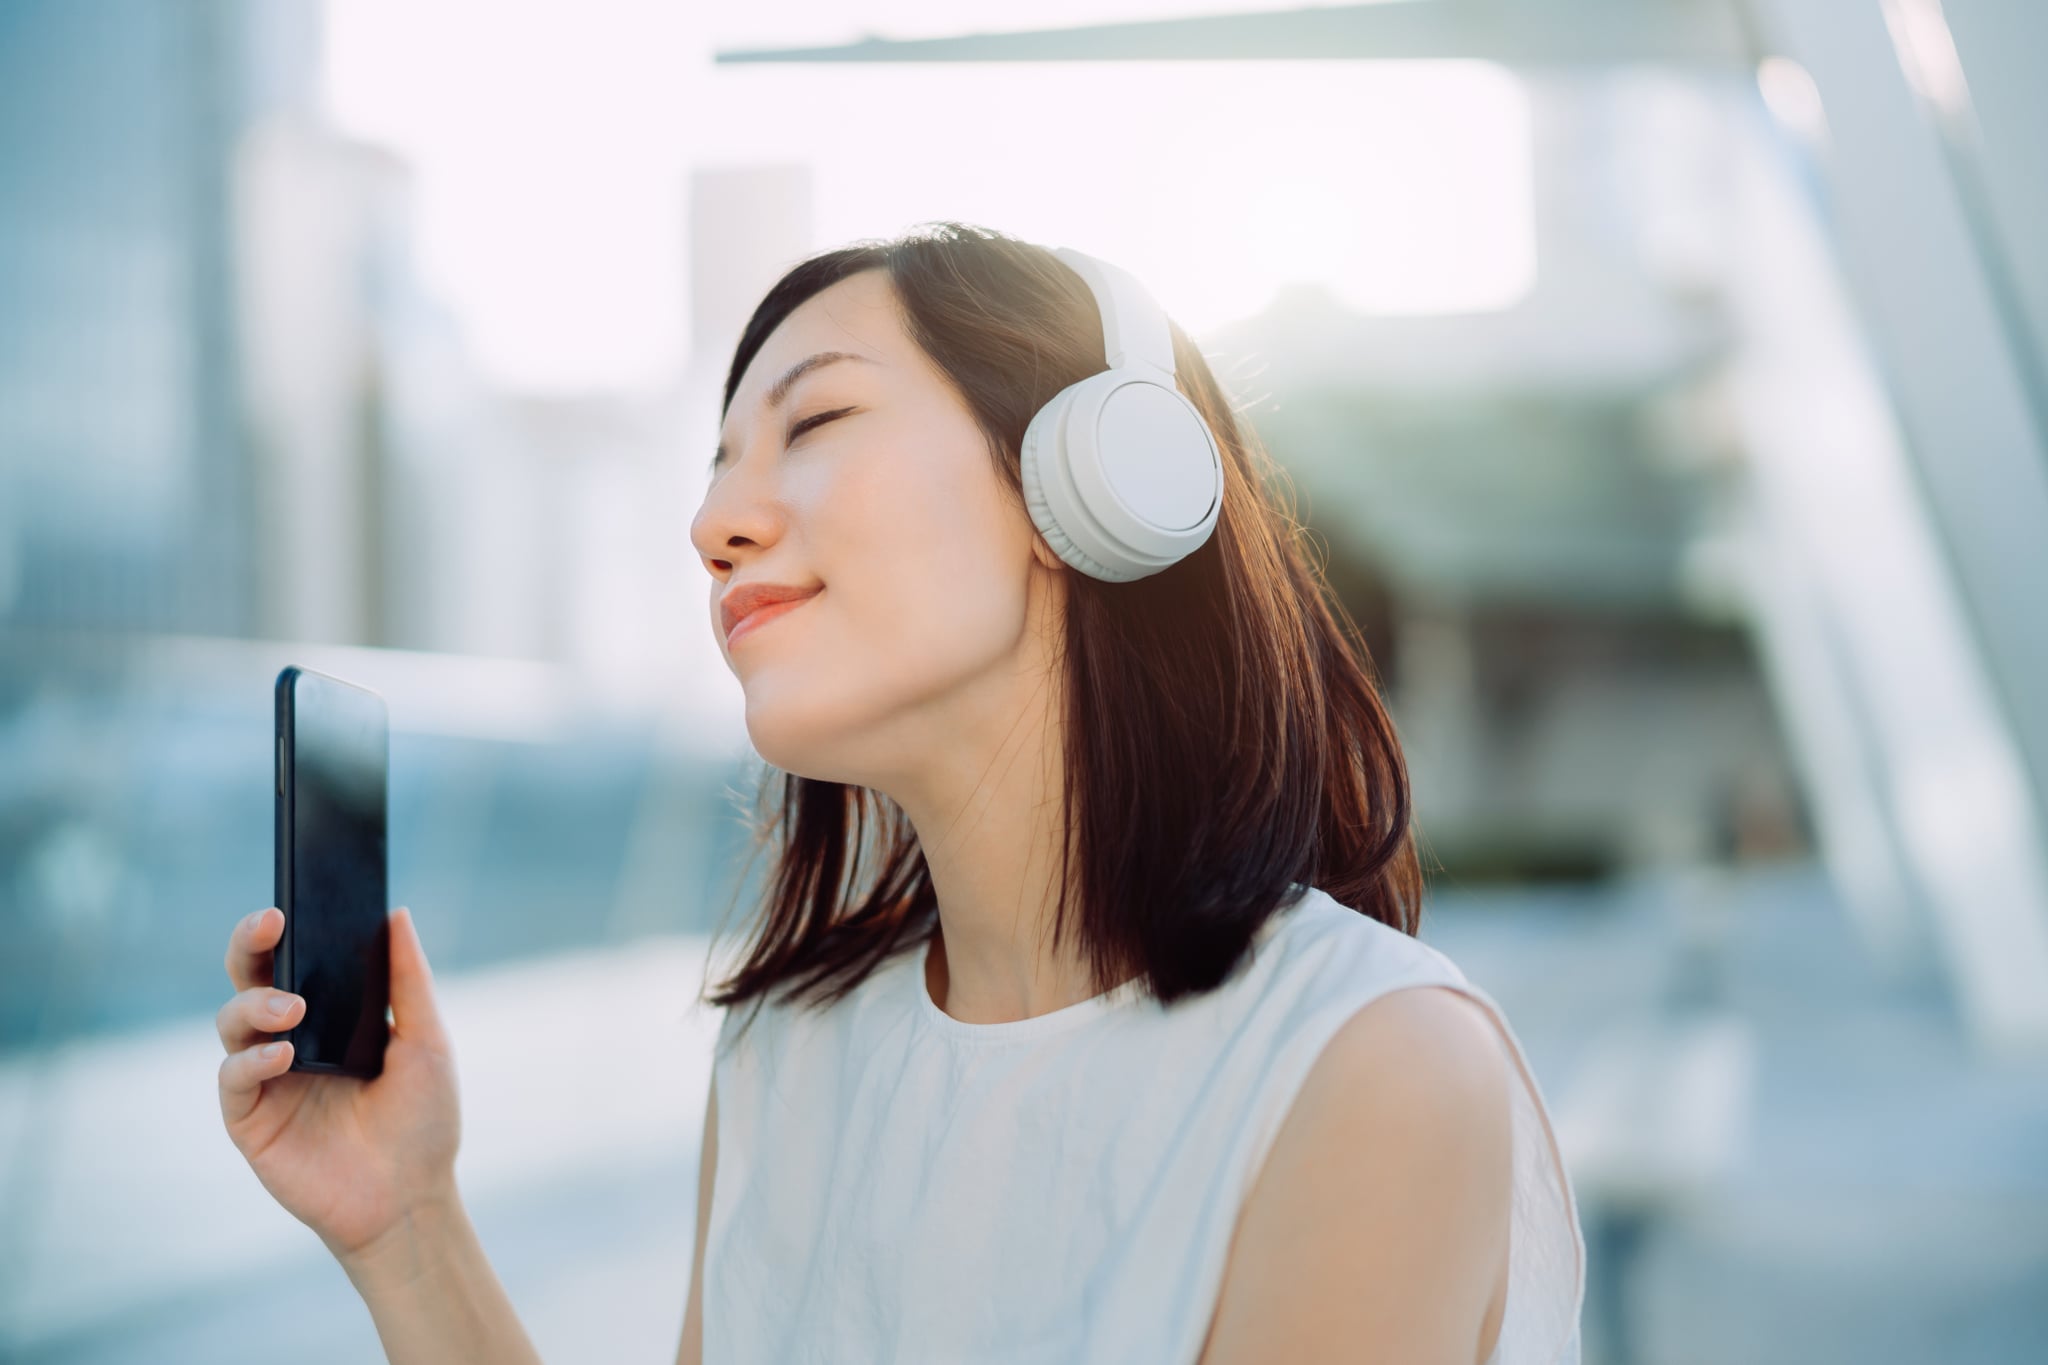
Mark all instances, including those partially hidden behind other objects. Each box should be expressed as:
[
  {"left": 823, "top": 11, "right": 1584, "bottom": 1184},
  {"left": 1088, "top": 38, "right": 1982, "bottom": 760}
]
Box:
[
  {"left": 709, "top": 405, "right": 859, "bottom": 475},
  {"left": 787, "top": 406, "right": 857, "bottom": 444}
]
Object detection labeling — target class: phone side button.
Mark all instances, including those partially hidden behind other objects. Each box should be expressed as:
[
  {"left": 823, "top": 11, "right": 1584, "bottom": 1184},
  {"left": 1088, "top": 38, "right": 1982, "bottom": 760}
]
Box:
[{"left": 277, "top": 736, "right": 285, "bottom": 796}]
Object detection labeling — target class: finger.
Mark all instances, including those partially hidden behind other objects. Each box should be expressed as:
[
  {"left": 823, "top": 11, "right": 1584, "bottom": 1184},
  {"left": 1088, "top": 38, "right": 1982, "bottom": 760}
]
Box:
[
  {"left": 388, "top": 907, "right": 450, "bottom": 1052},
  {"left": 218, "top": 1037, "right": 294, "bottom": 1126},
  {"left": 216, "top": 984, "right": 304, "bottom": 1054},
  {"left": 225, "top": 907, "right": 283, "bottom": 993}
]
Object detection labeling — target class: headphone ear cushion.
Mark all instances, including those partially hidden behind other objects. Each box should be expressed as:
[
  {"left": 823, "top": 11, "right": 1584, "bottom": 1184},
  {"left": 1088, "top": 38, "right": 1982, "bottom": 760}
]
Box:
[{"left": 1021, "top": 385, "right": 1128, "bottom": 582}]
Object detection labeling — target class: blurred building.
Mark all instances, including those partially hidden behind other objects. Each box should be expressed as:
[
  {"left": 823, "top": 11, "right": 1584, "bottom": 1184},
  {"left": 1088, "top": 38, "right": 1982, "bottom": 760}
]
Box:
[
  {"left": 1208, "top": 71, "right": 1763, "bottom": 891},
  {"left": 0, "top": 0, "right": 320, "bottom": 636}
]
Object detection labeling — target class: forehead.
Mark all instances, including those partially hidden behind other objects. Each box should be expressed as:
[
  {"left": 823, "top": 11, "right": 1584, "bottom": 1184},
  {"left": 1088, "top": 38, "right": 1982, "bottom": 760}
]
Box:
[{"left": 726, "top": 269, "right": 905, "bottom": 411}]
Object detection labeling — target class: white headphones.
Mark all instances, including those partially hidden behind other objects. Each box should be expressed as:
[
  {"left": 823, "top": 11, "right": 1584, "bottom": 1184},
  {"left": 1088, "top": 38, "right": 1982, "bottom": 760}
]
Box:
[{"left": 1019, "top": 247, "right": 1224, "bottom": 582}]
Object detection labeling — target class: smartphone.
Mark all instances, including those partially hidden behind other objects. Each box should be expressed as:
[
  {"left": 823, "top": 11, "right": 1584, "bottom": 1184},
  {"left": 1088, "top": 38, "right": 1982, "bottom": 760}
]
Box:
[{"left": 274, "top": 665, "right": 391, "bottom": 1079}]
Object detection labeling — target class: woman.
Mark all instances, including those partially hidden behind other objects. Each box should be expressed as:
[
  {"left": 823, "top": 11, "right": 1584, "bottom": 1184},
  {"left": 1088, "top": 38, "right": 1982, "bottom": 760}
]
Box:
[{"left": 216, "top": 222, "right": 1585, "bottom": 1363}]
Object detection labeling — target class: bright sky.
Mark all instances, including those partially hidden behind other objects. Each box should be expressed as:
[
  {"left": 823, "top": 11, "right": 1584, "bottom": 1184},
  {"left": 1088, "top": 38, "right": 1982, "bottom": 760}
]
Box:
[{"left": 322, "top": 0, "right": 1533, "bottom": 394}]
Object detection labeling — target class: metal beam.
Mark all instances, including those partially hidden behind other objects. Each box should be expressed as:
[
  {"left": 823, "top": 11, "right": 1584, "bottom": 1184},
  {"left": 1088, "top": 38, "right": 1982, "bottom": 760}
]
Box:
[
  {"left": 714, "top": 1, "right": 1754, "bottom": 69},
  {"left": 1749, "top": 0, "right": 2048, "bottom": 1052}
]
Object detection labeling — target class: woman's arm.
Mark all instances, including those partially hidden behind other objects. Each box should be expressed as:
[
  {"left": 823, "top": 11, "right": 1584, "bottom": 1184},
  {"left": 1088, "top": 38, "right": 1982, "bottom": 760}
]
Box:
[
  {"left": 1196, "top": 986, "right": 1514, "bottom": 1365},
  {"left": 341, "top": 1193, "right": 545, "bottom": 1365},
  {"left": 676, "top": 1075, "right": 720, "bottom": 1365},
  {"left": 216, "top": 904, "right": 538, "bottom": 1362}
]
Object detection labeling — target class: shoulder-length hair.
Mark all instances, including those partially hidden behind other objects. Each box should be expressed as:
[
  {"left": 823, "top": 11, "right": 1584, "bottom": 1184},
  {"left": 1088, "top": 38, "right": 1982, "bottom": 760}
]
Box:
[{"left": 701, "top": 221, "right": 1422, "bottom": 1032}]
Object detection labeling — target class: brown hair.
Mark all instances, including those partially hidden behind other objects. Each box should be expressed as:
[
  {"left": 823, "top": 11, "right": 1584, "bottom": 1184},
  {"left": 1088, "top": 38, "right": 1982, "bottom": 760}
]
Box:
[{"left": 701, "top": 221, "right": 1422, "bottom": 1034}]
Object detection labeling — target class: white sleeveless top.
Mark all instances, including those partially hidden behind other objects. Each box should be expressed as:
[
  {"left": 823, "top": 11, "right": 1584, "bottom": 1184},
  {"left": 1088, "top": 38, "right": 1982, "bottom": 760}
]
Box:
[{"left": 704, "top": 883, "right": 1586, "bottom": 1364}]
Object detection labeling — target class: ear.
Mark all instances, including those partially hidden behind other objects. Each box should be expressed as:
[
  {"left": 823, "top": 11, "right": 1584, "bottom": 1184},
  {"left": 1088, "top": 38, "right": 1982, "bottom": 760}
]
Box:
[{"left": 1029, "top": 532, "right": 1066, "bottom": 574}]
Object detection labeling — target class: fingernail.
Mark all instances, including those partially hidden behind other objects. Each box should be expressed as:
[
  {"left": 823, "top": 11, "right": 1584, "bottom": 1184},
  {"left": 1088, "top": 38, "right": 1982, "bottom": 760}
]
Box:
[
  {"left": 268, "top": 994, "right": 295, "bottom": 1015},
  {"left": 261, "top": 1042, "right": 283, "bottom": 1058}
]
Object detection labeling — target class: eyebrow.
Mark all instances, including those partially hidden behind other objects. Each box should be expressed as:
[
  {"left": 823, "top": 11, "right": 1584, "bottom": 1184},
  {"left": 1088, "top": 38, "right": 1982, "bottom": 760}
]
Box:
[{"left": 712, "top": 350, "right": 880, "bottom": 471}]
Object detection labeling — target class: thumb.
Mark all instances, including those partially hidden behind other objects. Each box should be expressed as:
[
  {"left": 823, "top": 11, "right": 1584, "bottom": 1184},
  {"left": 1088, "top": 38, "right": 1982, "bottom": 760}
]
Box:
[{"left": 387, "top": 906, "right": 450, "bottom": 1051}]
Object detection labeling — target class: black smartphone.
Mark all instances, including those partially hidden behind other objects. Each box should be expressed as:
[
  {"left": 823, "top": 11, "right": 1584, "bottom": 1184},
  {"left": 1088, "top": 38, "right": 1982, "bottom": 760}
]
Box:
[{"left": 274, "top": 665, "right": 390, "bottom": 1079}]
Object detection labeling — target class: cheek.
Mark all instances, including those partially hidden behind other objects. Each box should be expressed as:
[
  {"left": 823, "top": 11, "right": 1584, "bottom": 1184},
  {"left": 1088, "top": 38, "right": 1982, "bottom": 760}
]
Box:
[
  {"left": 822, "top": 431, "right": 1027, "bottom": 606},
  {"left": 835, "top": 479, "right": 1029, "bottom": 667},
  {"left": 770, "top": 447, "right": 1034, "bottom": 698},
  {"left": 738, "top": 557, "right": 1031, "bottom": 775}
]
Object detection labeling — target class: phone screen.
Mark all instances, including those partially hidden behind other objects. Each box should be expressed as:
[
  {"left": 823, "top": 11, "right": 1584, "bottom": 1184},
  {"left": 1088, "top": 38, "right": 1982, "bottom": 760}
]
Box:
[{"left": 275, "top": 666, "right": 390, "bottom": 1078}]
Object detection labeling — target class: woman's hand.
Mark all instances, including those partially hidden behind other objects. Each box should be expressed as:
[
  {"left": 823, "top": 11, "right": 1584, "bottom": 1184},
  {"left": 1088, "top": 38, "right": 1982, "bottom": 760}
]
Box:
[{"left": 216, "top": 905, "right": 464, "bottom": 1268}]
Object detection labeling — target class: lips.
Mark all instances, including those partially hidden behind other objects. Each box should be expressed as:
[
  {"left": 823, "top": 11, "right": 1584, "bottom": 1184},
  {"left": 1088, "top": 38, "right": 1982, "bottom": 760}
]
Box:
[
  {"left": 726, "top": 593, "right": 816, "bottom": 647},
  {"left": 721, "top": 582, "right": 823, "bottom": 648}
]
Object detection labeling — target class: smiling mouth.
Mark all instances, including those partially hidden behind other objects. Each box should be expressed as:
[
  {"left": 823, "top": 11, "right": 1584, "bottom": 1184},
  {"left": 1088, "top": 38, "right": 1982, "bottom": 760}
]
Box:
[{"left": 727, "top": 592, "right": 819, "bottom": 648}]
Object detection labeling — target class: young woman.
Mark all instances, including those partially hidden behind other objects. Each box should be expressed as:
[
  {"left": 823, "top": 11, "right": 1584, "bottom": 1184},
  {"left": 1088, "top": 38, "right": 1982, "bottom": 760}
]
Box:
[{"left": 215, "top": 222, "right": 1584, "bottom": 1364}]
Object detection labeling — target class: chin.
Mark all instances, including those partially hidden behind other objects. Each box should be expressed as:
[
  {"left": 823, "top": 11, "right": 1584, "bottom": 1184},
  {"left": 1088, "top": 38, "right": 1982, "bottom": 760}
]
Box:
[{"left": 742, "top": 686, "right": 883, "bottom": 785}]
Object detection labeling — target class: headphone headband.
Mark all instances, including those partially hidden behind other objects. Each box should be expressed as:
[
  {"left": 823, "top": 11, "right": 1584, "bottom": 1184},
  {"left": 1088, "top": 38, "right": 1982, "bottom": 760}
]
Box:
[{"left": 1052, "top": 247, "right": 1177, "bottom": 377}]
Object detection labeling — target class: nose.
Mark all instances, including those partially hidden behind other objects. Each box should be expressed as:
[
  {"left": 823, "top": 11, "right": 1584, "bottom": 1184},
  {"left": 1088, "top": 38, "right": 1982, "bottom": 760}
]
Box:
[{"left": 690, "top": 459, "right": 788, "bottom": 577}]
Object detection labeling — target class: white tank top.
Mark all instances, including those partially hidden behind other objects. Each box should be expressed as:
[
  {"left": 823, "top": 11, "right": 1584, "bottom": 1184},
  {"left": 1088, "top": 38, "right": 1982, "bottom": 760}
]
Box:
[{"left": 704, "top": 883, "right": 1586, "bottom": 1364}]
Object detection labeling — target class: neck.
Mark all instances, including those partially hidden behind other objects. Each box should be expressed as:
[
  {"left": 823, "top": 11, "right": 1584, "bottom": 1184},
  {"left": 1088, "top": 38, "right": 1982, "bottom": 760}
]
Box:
[{"left": 889, "top": 685, "right": 1105, "bottom": 1026}]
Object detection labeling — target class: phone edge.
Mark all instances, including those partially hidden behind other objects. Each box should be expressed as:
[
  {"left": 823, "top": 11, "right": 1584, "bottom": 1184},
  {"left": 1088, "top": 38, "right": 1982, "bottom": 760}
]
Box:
[{"left": 274, "top": 666, "right": 298, "bottom": 1045}]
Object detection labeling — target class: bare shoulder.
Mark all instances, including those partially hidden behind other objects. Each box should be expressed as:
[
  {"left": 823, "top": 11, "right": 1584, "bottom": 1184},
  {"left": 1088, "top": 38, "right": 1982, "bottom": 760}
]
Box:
[
  {"left": 1319, "top": 985, "right": 1511, "bottom": 1112},
  {"left": 1196, "top": 985, "right": 1515, "bottom": 1365}
]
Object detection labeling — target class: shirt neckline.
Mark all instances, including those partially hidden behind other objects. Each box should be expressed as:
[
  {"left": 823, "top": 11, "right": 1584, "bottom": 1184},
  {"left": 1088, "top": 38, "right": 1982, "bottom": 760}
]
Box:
[
  {"left": 905, "top": 884, "right": 1315, "bottom": 1044},
  {"left": 908, "top": 935, "right": 1149, "bottom": 1044}
]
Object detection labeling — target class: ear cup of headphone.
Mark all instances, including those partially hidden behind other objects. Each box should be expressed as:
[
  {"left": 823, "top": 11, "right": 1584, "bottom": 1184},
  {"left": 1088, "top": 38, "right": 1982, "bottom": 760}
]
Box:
[
  {"left": 1022, "top": 382, "right": 1130, "bottom": 583},
  {"left": 1021, "top": 368, "right": 1223, "bottom": 583}
]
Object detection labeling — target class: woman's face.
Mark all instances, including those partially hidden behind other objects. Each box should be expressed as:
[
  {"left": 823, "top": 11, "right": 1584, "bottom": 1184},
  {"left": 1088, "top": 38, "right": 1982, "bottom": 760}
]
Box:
[{"left": 691, "top": 268, "right": 1065, "bottom": 789}]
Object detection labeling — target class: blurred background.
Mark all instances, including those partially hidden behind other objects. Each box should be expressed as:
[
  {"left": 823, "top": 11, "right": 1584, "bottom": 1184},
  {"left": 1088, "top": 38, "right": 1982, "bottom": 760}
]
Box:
[{"left": 3, "top": 0, "right": 2046, "bottom": 1360}]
